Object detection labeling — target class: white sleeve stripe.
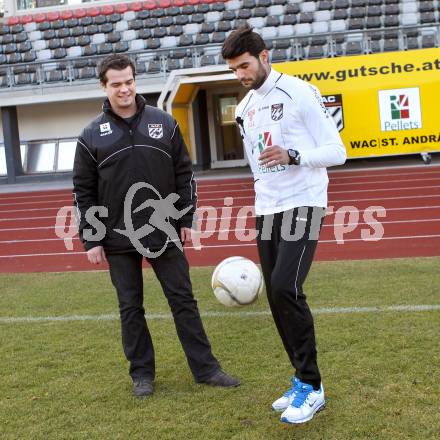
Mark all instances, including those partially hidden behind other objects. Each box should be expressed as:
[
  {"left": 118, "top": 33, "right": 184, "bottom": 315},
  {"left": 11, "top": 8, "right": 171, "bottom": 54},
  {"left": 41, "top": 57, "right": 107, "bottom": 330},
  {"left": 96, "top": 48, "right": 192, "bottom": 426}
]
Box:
[
  {"left": 171, "top": 122, "right": 178, "bottom": 139},
  {"left": 77, "top": 139, "right": 97, "bottom": 163}
]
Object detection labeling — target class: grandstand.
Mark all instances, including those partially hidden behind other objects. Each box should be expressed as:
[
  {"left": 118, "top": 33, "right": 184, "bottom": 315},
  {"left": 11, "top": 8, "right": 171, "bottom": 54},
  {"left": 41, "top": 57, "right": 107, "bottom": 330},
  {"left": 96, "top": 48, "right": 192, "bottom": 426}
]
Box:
[{"left": 0, "top": 0, "right": 439, "bottom": 182}]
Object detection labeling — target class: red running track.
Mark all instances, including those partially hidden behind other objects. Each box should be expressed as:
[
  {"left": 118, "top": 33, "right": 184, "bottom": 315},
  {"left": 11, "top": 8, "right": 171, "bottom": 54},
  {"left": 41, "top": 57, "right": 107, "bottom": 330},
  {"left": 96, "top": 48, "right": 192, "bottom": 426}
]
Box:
[{"left": 0, "top": 166, "right": 439, "bottom": 273}]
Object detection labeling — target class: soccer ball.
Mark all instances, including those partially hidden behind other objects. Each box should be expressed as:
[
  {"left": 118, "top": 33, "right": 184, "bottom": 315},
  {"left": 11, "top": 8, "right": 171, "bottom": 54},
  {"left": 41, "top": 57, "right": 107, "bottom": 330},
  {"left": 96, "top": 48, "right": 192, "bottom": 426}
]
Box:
[{"left": 211, "top": 256, "right": 264, "bottom": 307}]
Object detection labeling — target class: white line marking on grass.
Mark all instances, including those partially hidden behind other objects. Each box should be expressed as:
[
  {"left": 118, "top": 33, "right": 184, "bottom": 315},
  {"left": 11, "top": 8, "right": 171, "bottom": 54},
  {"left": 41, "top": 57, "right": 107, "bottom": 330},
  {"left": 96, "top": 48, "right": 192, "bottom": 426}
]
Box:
[{"left": 1, "top": 304, "right": 439, "bottom": 324}]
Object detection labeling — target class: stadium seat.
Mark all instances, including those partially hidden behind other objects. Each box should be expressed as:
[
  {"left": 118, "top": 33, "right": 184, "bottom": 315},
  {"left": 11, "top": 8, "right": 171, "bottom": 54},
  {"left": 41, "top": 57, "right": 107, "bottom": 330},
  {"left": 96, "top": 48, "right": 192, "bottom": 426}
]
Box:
[
  {"left": 366, "top": 16, "right": 382, "bottom": 28},
  {"left": 384, "top": 4, "right": 399, "bottom": 15},
  {"left": 67, "top": 46, "right": 83, "bottom": 58},
  {"left": 195, "top": 34, "right": 210, "bottom": 45},
  {"left": 333, "top": 9, "right": 348, "bottom": 20},
  {"left": 278, "top": 24, "right": 294, "bottom": 38},
  {"left": 18, "top": 41, "right": 32, "bottom": 52},
  {"left": 253, "top": 7, "right": 268, "bottom": 18},
  {"left": 114, "top": 41, "right": 129, "bottom": 52},
  {"left": 161, "top": 36, "right": 178, "bottom": 48},
  {"left": 167, "top": 59, "right": 181, "bottom": 70},
  {"left": 122, "top": 30, "right": 137, "bottom": 41},
  {"left": 301, "top": 2, "right": 316, "bottom": 13},
  {"left": 400, "top": 14, "right": 419, "bottom": 26},
  {"left": 135, "top": 61, "right": 146, "bottom": 74},
  {"left": 33, "top": 40, "right": 47, "bottom": 51},
  {"left": 308, "top": 45, "right": 326, "bottom": 59},
  {"left": 23, "top": 51, "right": 37, "bottom": 63},
  {"left": 100, "top": 23, "right": 114, "bottom": 33},
  {"left": 92, "top": 33, "right": 106, "bottom": 44},
  {"left": 217, "top": 21, "right": 232, "bottom": 32},
  {"left": 46, "top": 70, "right": 64, "bottom": 82},
  {"left": 274, "top": 38, "right": 290, "bottom": 49},
  {"left": 153, "top": 28, "right": 167, "bottom": 38},
  {"left": 330, "top": 18, "right": 347, "bottom": 33},
  {"left": 147, "top": 60, "right": 161, "bottom": 73},
  {"left": 419, "top": 1, "right": 435, "bottom": 12},
  {"left": 7, "top": 53, "right": 22, "bottom": 64},
  {"left": 107, "top": 32, "right": 121, "bottom": 43},
  {"left": 97, "top": 43, "right": 113, "bottom": 54},
  {"left": 285, "top": 4, "right": 300, "bottom": 14},
  {"left": 182, "top": 56, "right": 194, "bottom": 68},
  {"left": 384, "top": 15, "right": 399, "bottom": 26},
  {"left": 4, "top": 43, "right": 17, "bottom": 54},
  {"left": 314, "top": 10, "right": 331, "bottom": 22},
  {"left": 15, "top": 72, "right": 37, "bottom": 85},
  {"left": 222, "top": 10, "right": 236, "bottom": 21},
  {"left": 159, "top": 17, "right": 174, "bottom": 27},
  {"left": 146, "top": 38, "right": 160, "bottom": 49},
  {"left": 271, "top": 48, "right": 289, "bottom": 62},
  {"left": 129, "top": 39, "right": 145, "bottom": 51},
  {"left": 178, "top": 35, "right": 193, "bottom": 46},
  {"left": 82, "top": 45, "right": 97, "bottom": 56},
  {"left": 282, "top": 15, "right": 297, "bottom": 25},
  {"left": 77, "top": 35, "right": 91, "bottom": 46},
  {"left": 345, "top": 41, "right": 363, "bottom": 54},
  {"left": 201, "top": 55, "right": 216, "bottom": 66},
  {"left": 71, "top": 26, "right": 85, "bottom": 37},
  {"left": 191, "top": 13, "right": 205, "bottom": 24},
  {"left": 406, "top": 37, "right": 420, "bottom": 50},
  {"left": 53, "top": 48, "right": 67, "bottom": 59},
  {"left": 421, "top": 34, "right": 436, "bottom": 47},
  {"left": 383, "top": 38, "right": 400, "bottom": 51},
  {"left": 201, "top": 22, "right": 216, "bottom": 33},
  {"left": 175, "top": 16, "right": 190, "bottom": 25},
  {"left": 420, "top": 13, "right": 436, "bottom": 24}
]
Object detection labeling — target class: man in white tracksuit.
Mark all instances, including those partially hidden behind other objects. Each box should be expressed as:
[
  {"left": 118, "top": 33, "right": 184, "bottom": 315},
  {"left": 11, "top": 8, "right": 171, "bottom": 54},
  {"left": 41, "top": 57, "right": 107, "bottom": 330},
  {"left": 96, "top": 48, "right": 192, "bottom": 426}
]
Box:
[{"left": 222, "top": 25, "right": 346, "bottom": 424}]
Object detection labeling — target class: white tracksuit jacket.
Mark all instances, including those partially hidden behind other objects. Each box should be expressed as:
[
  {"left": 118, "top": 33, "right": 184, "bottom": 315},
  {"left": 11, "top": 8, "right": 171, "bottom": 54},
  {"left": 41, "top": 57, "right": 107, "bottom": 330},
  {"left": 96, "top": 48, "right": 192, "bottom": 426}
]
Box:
[{"left": 235, "top": 68, "right": 347, "bottom": 216}]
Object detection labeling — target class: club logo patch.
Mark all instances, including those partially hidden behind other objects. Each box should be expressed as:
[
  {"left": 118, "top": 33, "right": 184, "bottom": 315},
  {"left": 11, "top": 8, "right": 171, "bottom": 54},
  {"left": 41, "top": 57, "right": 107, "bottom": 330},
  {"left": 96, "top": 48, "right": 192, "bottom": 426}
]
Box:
[
  {"left": 322, "top": 94, "right": 344, "bottom": 132},
  {"left": 247, "top": 109, "right": 256, "bottom": 128},
  {"left": 99, "top": 122, "right": 112, "bottom": 136},
  {"left": 148, "top": 124, "right": 163, "bottom": 139},
  {"left": 271, "top": 103, "right": 283, "bottom": 121}
]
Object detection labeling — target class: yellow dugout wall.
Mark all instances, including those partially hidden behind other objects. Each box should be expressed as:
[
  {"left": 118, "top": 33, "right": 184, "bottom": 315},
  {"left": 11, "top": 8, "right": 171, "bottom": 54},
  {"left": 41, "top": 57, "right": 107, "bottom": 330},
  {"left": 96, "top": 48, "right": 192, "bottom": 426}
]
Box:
[{"left": 274, "top": 48, "right": 440, "bottom": 158}]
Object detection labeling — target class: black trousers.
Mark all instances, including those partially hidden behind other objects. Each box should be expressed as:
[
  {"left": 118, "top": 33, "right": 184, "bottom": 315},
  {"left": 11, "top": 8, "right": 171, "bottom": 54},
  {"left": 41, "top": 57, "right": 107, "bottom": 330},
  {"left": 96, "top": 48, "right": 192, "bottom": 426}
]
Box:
[
  {"left": 256, "top": 206, "right": 325, "bottom": 390},
  {"left": 106, "top": 246, "right": 220, "bottom": 382}
]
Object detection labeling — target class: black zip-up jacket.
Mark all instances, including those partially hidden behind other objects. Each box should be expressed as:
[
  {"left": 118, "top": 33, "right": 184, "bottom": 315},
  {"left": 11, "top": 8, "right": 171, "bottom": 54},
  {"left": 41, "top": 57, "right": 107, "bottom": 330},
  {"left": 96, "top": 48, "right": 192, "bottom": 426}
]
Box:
[{"left": 72, "top": 95, "right": 196, "bottom": 254}]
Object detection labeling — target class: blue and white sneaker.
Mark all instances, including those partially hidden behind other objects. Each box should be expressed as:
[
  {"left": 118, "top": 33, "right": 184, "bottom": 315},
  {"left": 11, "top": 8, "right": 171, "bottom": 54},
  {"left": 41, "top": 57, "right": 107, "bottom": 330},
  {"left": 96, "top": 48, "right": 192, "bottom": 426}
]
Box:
[
  {"left": 271, "top": 377, "right": 300, "bottom": 412},
  {"left": 280, "top": 381, "right": 325, "bottom": 424}
]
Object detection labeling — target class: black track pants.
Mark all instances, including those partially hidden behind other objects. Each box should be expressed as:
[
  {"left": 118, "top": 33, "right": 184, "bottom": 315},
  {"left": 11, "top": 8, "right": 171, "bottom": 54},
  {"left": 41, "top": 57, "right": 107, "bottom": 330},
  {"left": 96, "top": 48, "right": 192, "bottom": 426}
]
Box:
[
  {"left": 256, "top": 206, "right": 325, "bottom": 390},
  {"left": 107, "top": 247, "right": 220, "bottom": 382}
]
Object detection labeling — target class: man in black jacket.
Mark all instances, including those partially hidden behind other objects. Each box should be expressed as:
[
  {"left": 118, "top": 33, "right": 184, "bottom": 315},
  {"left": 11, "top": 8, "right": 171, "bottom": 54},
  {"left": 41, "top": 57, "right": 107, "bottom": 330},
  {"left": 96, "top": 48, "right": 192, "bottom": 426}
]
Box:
[{"left": 73, "top": 54, "right": 239, "bottom": 397}]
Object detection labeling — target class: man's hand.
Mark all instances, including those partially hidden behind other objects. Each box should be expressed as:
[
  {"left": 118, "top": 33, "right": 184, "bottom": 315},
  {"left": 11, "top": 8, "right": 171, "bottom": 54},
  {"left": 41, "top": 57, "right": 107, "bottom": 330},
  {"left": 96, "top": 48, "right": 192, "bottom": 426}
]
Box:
[
  {"left": 258, "top": 145, "right": 290, "bottom": 167},
  {"left": 87, "top": 246, "right": 106, "bottom": 264},
  {"left": 180, "top": 227, "right": 193, "bottom": 245}
]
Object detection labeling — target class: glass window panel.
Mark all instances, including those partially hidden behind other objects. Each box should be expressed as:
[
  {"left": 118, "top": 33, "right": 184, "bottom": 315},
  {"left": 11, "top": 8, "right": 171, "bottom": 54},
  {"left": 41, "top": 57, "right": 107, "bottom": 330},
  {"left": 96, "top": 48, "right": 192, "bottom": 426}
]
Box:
[
  {"left": 219, "top": 96, "right": 237, "bottom": 125},
  {"left": 57, "top": 141, "right": 76, "bottom": 171},
  {"left": 0, "top": 145, "right": 6, "bottom": 176},
  {"left": 24, "top": 142, "right": 56, "bottom": 173}
]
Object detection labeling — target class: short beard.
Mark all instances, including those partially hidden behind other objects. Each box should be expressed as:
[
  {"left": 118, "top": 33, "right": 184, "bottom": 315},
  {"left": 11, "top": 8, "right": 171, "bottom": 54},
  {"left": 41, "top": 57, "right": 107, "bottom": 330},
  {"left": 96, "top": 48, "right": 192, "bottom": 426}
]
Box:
[{"left": 250, "top": 60, "right": 269, "bottom": 90}]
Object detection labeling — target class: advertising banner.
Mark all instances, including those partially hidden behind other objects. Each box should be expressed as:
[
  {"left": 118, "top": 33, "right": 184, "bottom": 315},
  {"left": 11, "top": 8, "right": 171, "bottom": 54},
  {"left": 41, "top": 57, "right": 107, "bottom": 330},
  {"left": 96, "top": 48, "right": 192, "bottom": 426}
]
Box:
[{"left": 274, "top": 48, "right": 440, "bottom": 158}]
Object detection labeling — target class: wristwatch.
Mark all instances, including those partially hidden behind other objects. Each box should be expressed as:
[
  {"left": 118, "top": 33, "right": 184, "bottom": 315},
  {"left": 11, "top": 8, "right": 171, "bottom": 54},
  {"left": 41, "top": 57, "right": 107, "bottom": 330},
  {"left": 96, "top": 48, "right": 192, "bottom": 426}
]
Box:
[{"left": 287, "top": 149, "right": 301, "bottom": 166}]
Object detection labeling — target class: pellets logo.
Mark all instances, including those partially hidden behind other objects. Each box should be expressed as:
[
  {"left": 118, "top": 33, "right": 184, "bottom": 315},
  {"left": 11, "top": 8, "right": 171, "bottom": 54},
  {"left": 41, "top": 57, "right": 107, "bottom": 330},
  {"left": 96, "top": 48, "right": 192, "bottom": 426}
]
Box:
[
  {"left": 379, "top": 88, "right": 422, "bottom": 132},
  {"left": 258, "top": 131, "right": 272, "bottom": 153},
  {"left": 390, "top": 94, "right": 410, "bottom": 119}
]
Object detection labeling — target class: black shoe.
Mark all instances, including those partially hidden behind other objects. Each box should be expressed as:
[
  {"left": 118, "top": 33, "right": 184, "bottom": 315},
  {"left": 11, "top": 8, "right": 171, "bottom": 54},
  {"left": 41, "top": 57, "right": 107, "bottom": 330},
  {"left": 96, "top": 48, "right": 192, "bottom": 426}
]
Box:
[
  {"left": 132, "top": 377, "right": 154, "bottom": 398},
  {"left": 202, "top": 369, "right": 240, "bottom": 388}
]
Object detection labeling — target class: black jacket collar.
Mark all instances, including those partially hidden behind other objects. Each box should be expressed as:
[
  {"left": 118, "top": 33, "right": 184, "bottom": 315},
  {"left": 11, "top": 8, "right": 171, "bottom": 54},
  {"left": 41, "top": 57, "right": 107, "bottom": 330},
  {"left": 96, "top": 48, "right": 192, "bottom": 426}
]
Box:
[{"left": 102, "top": 94, "right": 147, "bottom": 119}]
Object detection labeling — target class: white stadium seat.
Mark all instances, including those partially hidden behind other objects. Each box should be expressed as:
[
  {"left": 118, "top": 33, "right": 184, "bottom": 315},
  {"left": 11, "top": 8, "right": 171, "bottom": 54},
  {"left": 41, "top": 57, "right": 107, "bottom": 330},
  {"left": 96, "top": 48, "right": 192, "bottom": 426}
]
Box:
[
  {"left": 294, "top": 23, "right": 312, "bottom": 36},
  {"left": 122, "top": 30, "right": 137, "bottom": 41},
  {"left": 92, "top": 33, "right": 106, "bottom": 44},
  {"left": 115, "top": 21, "right": 129, "bottom": 32},
  {"left": 129, "top": 39, "right": 145, "bottom": 51}
]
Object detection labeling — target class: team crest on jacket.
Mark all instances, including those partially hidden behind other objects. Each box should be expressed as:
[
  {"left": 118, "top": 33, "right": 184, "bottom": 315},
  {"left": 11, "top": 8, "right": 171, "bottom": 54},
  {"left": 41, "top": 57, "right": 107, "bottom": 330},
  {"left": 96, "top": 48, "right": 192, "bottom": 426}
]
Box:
[
  {"left": 271, "top": 103, "right": 283, "bottom": 121},
  {"left": 148, "top": 124, "right": 163, "bottom": 139}
]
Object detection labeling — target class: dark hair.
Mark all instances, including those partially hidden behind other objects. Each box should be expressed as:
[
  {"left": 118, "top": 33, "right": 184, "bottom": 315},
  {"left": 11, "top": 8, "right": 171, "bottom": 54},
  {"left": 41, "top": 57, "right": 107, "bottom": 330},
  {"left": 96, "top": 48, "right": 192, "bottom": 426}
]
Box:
[
  {"left": 221, "top": 24, "right": 266, "bottom": 60},
  {"left": 98, "top": 54, "right": 136, "bottom": 84}
]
